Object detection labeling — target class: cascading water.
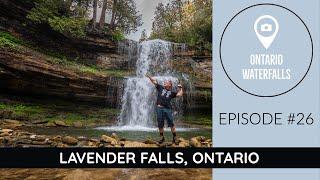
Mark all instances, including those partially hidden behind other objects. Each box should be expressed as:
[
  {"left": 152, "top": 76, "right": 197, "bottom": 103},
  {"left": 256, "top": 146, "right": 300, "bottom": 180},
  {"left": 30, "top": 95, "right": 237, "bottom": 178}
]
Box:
[
  {"left": 118, "top": 40, "right": 182, "bottom": 130},
  {"left": 117, "top": 39, "right": 138, "bottom": 70},
  {"left": 97, "top": 39, "right": 195, "bottom": 132}
]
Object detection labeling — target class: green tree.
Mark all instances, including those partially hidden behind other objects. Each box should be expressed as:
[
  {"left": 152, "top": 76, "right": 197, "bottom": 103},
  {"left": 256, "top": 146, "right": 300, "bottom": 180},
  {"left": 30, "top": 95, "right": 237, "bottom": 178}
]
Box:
[
  {"left": 91, "top": 0, "right": 99, "bottom": 30},
  {"left": 150, "top": 0, "right": 212, "bottom": 52},
  {"left": 99, "top": 0, "right": 108, "bottom": 30},
  {"left": 108, "top": 0, "right": 142, "bottom": 34},
  {"left": 27, "top": 0, "right": 89, "bottom": 38},
  {"left": 27, "top": 0, "right": 142, "bottom": 39}
]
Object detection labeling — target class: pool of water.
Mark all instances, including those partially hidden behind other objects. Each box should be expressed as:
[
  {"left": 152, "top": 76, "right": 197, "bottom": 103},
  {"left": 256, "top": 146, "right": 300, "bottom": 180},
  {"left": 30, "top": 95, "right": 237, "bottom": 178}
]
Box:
[{"left": 24, "top": 125, "right": 212, "bottom": 141}]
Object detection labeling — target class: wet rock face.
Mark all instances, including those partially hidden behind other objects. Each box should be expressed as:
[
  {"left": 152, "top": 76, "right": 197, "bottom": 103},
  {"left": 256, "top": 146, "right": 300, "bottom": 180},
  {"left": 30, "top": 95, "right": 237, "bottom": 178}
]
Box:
[
  {"left": 96, "top": 54, "right": 131, "bottom": 70},
  {"left": 0, "top": 50, "right": 124, "bottom": 107},
  {"left": 0, "top": 0, "right": 125, "bottom": 107}
]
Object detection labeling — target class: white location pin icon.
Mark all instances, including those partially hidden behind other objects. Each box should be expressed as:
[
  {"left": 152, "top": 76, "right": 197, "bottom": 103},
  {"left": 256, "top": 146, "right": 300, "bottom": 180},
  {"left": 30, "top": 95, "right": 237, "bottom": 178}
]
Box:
[{"left": 254, "top": 15, "right": 279, "bottom": 50}]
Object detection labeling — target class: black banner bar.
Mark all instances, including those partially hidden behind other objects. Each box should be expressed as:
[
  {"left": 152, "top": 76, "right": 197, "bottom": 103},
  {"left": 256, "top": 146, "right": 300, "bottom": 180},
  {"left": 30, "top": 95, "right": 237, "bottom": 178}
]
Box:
[{"left": 0, "top": 148, "right": 320, "bottom": 168}]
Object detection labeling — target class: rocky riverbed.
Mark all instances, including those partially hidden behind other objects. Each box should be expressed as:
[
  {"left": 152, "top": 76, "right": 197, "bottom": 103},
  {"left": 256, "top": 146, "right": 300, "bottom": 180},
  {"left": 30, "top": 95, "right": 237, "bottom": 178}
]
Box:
[
  {"left": 0, "top": 119, "right": 212, "bottom": 148},
  {"left": 0, "top": 119, "right": 212, "bottom": 179}
]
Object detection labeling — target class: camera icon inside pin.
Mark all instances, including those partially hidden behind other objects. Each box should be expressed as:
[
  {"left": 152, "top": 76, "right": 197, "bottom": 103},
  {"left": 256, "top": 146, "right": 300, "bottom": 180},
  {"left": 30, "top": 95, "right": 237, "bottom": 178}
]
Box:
[{"left": 260, "top": 24, "right": 273, "bottom": 32}]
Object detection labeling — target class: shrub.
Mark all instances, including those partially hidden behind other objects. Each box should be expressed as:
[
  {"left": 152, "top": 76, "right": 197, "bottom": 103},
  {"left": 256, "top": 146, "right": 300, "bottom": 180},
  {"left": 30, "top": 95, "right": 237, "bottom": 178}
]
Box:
[
  {"left": 48, "top": 16, "right": 88, "bottom": 38},
  {"left": 111, "top": 30, "right": 125, "bottom": 41}
]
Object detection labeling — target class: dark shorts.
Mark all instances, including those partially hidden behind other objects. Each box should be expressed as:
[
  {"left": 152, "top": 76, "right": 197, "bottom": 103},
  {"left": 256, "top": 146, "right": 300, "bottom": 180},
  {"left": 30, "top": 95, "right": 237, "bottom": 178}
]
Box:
[{"left": 156, "top": 107, "right": 174, "bottom": 128}]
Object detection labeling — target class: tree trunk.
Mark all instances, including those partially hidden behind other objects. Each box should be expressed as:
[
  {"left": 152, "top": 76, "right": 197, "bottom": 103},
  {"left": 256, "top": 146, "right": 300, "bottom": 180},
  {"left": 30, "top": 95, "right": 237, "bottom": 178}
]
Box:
[
  {"left": 99, "top": 0, "right": 108, "bottom": 30},
  {"left": 109, "top": 0, "right": 117, "bottom": 30},
  {"left": 92, "top": 0, "right": 98, "bottom": 29}
]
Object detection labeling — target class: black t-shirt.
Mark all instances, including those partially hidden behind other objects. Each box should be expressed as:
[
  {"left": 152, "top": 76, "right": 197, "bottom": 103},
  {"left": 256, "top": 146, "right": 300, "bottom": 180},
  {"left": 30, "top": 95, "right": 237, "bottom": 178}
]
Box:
[{"left": 156, "top": 84, "right": 177, "bottom": 109}]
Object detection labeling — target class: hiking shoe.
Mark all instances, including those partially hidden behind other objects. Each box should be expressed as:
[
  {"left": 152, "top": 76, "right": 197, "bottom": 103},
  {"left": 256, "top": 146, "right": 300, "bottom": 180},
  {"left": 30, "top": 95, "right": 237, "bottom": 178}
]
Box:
[
  {"left": 172, "top": 136, "right": 179, "bottom": 145},
  {"left": 158, "top": 137, "right": 165, "bottom": 144}
]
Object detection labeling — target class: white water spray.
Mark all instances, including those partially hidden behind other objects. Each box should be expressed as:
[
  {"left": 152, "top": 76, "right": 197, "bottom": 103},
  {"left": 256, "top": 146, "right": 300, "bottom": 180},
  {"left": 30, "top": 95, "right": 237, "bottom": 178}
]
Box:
[{"left": 117, "top": 40, "right": 182, "bottom": 130}]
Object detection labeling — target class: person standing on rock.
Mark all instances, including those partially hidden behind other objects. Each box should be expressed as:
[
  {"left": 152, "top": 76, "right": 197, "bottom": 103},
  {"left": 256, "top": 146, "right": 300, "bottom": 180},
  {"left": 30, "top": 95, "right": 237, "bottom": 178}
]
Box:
[{"left": 146, "top": 75, "right": 183, "bottom": 144}]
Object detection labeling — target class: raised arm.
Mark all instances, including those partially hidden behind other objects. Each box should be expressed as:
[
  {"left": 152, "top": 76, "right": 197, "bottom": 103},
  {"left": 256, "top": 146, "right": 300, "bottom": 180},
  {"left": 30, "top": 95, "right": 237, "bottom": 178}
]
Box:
[
  {"left": 176, "top": 84, "right": 183, "bottom": 97},
  {"left": 146, "top": 74, "right": 157, "bottom": 85}
]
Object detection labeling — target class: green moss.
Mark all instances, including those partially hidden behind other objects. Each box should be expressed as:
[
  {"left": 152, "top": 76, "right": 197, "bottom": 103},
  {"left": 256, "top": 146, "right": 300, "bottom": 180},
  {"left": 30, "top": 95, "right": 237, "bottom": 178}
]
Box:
[
  {"left": 0, "top": 32, "right": 23, "bottom": 44},
  {"left": 13, "top": 104, "right": 43, "bottom": 114},
  {"left": 74, "top": 62, "right": 131, "bottom": 77},
  {"left": 0, "top": 103, "right": 43, "bottom": 114},
  {"left": 0, "top": 103, "right": 45, "bottom": 120},
  {"left": 0, "top": 101, "right": 118, "bottom": 125},
  {"left": 99, "top": 69, "right": 132, "bottom": 77},
  {"left": 46, "top": 56, "right": 131, "bottom": 77},
  {"left": 79, "top": 66, "right": 98, "bottom": 74},
  {"left": 0, "top": 32, "right": 24, "bottom": 49}
]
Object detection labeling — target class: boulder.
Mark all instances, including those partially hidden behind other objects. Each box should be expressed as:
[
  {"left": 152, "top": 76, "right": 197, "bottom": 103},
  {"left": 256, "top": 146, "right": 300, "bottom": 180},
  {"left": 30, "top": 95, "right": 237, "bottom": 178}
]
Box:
[
  {"left": 54, "top": 120, "right": 69, "bottom": 127},
  {"left": 88, "top": 141, "right": 99, "bottom": 147},
  {"left": 16, "top": 131, "right": 32, "bottom": 136},
  {"left": 195, "top": 136, "right": 206, "bottom": 142},
  {"left": 190, "top": 137, "right": 202, "bottom": 147},
  {"left": 50, "top": 142, "right": 58, "bottom": 147},
  {"left": 101, "top": 135, "right": 117, "bottom": 145},
  {"left": 89, "top": 138, "right": 99, "bottom": 142},
  {"left": 0, "top": 132, "right": 11, "bottom": 136},
  {"left": 120, "top": 141, "right": 125, "bottom": 147},
  {"left": 98, "top": 143, "right": 104, "bottom": 148},
  {"left": 110, "top": 133, "right": 118, "bottom": 140},
  {"left": 178, "top": 141, "right": 190, "bottom": 147},
  {"left": 15, "top": 139, "right": 32, "bottom": 144},
  {"left": 77, "top": 136, "right": 88, "bottom": 141},
  {"left": 144, "top": 138, "right": 157, "bottom": 145},
  {"left": 3, "top": 119, "right": 21, "bottom": 124},
  {"left": 29, "top": 134, "right": 37, "bottom": 139},
  {"left": 62, "top": 136, "right": 78, "bottom": 145},
  {"left": 32, "top": 119, "right": 49, "bottom": 124},
  {"left": 73, "top": 121, "right": 83, "bottom": 128},
  {"left": 31, "top": 141, "right": 47, "bottom": 145},
  {"left": 46, "top": 122, "right": 56, "bottom": 127},
  {"left": 29, "top": 135, "right": 46, "bottom": 141},
  {"left": 4, "top": 123, "right": 23, "bottom": 129},
  {"left": 57, "top": 142, "right": 69, "bottom": 148},
  {"left": 52, "top": 135, "right": 62, "bottom": 142},
  {"left": 110, "top": 140, "right": 117, "bottom": 146},
  {"left": 177, "top": 137, "right": 187, "bottom": 144},
  {"left": 0, "top": 129, "right": 13, "bottom": 134},
  {"left": 44, "top": 138, "right": 52, "bottom": 144}
]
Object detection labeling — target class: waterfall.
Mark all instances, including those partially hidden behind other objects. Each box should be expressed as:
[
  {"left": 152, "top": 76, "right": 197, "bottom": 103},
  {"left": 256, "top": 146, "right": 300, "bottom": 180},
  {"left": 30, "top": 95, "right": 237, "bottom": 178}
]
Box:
[
  {"left": 117, "top": 39, "right": 138, "bottom": 70},
  {"left": 117, "top": 39, "right": 184, "bottom": 129}
]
